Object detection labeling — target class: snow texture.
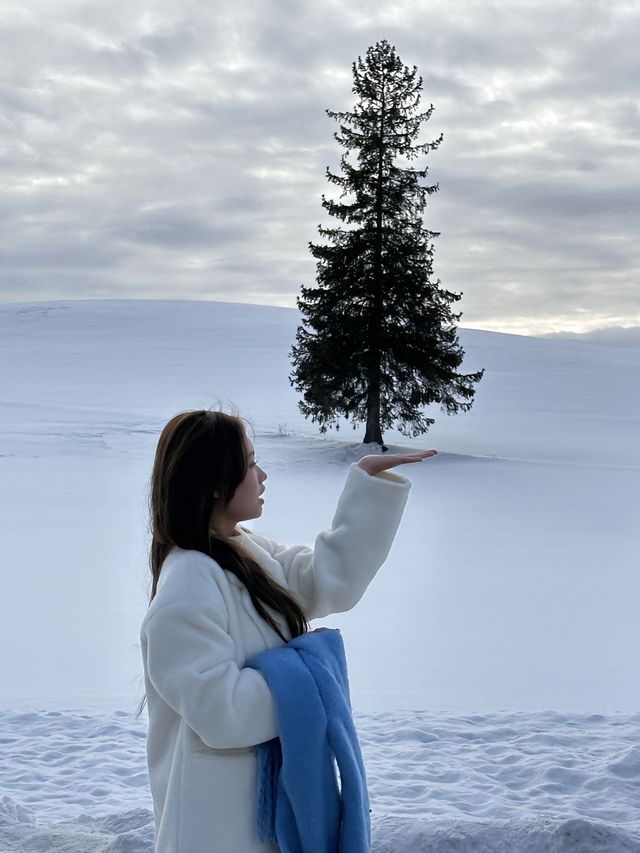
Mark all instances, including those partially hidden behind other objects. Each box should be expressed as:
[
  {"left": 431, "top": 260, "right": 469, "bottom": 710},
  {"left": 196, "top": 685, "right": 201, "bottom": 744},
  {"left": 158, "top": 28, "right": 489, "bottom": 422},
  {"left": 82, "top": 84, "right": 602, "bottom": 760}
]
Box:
[{"left": 0, "top": 299, "right": 638, "bottom": 851}]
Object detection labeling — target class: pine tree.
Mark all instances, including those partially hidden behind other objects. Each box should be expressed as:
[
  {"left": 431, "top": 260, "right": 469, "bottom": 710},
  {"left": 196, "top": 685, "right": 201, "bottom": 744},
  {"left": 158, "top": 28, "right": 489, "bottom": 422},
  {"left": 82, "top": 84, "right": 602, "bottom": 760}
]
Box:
[{"left": 289, "top": 40, "right": 484, "bottom": 449}]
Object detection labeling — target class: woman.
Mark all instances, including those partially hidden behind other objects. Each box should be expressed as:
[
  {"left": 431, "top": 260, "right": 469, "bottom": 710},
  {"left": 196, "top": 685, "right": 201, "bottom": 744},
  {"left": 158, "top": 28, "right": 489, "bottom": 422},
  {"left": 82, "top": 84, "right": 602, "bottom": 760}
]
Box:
[{"left": 139, "top": 408, "right": 436, "bottom": 852}]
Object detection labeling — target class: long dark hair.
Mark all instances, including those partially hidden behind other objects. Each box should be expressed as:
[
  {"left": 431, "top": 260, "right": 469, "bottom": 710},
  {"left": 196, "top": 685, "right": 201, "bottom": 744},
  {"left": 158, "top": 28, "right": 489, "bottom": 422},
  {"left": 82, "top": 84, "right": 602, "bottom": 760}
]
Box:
[{"left": 136, "top": 408, "right": 308, "bottom": 717}]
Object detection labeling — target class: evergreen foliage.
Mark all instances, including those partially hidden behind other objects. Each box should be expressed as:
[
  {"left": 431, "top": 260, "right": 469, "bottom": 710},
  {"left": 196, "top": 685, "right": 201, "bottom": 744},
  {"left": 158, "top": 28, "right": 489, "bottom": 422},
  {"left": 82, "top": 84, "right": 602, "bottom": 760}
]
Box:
[{"left": 289, "top": 40, "right": 484, "bottom": 447}]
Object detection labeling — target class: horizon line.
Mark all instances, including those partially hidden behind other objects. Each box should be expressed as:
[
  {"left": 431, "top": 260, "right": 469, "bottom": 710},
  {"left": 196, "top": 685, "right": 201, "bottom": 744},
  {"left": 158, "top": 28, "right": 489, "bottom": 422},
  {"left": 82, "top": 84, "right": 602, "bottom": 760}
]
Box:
[{"left": 0, "top": 296, "right": 638, "bottom": 339}]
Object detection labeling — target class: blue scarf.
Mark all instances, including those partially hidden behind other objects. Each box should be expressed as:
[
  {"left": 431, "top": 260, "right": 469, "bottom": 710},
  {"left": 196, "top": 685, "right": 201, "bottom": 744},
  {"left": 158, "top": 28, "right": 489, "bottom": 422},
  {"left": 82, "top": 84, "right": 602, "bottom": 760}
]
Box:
[{"left": 245, "top": 629, "right": 371, "bottom": 852}]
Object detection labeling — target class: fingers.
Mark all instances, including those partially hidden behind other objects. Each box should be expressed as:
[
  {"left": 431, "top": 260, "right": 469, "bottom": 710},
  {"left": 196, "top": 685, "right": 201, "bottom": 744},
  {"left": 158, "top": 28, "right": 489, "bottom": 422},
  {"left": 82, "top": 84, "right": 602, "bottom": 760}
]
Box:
[
  {"left": 398, "top": 450, "right": 438, "bottom": 462},
  {"left": 411, "top": 450, "right": 437, "bottom": 457}
]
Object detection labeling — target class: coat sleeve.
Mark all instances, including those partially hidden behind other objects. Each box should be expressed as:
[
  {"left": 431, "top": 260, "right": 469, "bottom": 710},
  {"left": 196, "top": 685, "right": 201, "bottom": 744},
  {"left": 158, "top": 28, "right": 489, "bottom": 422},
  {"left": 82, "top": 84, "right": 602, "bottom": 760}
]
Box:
[
  {"left": 142, "top": 583, "right": 278, "bottom": 749},
  {"left": 251, "top": 462, "right": 411, "bottom": 620}
]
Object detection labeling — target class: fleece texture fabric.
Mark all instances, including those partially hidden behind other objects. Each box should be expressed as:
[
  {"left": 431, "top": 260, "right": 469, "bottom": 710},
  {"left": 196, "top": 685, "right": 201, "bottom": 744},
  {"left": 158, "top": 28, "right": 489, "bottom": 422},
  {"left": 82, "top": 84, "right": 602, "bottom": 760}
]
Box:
[{"left": 247, "top": 629, "right": 370, "bottom": 852}]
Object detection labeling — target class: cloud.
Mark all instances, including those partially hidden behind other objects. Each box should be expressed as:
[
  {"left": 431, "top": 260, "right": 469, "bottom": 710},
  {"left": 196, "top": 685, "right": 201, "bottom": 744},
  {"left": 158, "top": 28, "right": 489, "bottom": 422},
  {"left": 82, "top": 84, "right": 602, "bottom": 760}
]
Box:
[{"left": 0, "top": 0, "right": 638, "bottom": 333}]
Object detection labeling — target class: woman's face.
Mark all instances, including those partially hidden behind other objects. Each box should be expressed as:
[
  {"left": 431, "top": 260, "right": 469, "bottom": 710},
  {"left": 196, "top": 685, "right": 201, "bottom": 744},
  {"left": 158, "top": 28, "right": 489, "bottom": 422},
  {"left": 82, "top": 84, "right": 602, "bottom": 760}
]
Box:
[{"left": 211, "top": 431, "right": 267, "bottom": 537}]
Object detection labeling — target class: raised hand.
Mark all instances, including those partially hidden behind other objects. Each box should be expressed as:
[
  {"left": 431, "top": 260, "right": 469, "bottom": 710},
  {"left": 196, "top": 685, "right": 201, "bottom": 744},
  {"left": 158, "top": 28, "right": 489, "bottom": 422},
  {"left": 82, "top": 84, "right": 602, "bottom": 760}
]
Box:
[{"left": 357, "top": 448, "right": 437, "bottom": 477}]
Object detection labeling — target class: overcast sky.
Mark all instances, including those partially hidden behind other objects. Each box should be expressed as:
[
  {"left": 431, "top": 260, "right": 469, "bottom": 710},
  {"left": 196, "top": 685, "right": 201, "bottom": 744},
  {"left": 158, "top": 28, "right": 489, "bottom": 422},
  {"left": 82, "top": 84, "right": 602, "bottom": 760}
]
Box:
[{"left": 1, "top": 0, "right": 638, "bottom": 334}]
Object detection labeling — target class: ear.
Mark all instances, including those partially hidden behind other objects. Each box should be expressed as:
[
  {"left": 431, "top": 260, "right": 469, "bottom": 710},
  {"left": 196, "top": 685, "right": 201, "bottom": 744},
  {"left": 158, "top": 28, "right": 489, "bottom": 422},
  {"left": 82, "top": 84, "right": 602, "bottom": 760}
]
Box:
[{"left": 213, "top": 490, "right": 220, "bottom": 498}]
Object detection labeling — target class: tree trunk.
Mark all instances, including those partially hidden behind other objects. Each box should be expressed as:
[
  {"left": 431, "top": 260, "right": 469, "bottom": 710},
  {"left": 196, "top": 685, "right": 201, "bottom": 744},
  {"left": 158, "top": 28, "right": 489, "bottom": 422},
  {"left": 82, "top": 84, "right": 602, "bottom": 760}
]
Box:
[
  {"left": 363, "top": 81, "right": 388, "bottom": 452},
  {"left": 364, "top": 370, "right": 385, "bottom": 446}
]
